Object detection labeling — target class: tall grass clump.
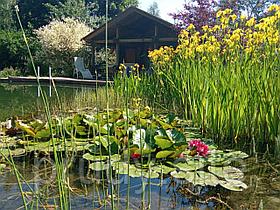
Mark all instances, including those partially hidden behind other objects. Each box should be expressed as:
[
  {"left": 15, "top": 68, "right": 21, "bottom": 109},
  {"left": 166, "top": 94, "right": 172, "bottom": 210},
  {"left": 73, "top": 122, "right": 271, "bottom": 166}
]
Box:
[{"left": 124, "top": 6, "right": 280, "bottom": 155}]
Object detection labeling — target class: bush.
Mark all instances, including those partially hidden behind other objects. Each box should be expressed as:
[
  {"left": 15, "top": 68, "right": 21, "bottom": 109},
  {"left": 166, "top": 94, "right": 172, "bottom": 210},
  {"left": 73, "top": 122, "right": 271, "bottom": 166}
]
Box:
[
  {"left": 0, "top": 67, "right": 21, "bottom": 77},
  {"left": 0, "top": 30, "right": 40, "bottom": 75},
  {"left": 35, "top": 18, "right": 92, "bottom": 76},
  {"left": 0, "top": 30, "right": 26, "bottom": 71}
]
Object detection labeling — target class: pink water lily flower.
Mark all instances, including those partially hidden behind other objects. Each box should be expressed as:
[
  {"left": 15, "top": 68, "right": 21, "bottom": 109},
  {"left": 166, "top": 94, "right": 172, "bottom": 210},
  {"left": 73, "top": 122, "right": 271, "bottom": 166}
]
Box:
[{"left": 188, "top": 139, "right": 209, "bottom": 157}]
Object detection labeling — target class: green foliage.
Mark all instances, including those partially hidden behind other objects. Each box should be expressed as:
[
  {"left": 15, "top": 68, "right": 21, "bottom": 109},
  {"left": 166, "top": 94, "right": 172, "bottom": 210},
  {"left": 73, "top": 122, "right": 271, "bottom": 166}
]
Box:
[
  {"left": 17, "top": 0, "right": 61, "bottom": 29},
  {"left": 218, "top": 0, "right": 280, "bottom": 20},
  {"left": 0, "top": 0, "right": 16, "bottom": 30},
  {"left": 0, "top": 108, "right": 248, "bottom": 192},
  {"left": 90, "top": 0, "right": 138, "bottom": 18},
  {"left": 0, "top": 67, "right": 21, "bottom": 77},
  {"left": 0, "top": 30, "right": 36, "bottom": 72}
]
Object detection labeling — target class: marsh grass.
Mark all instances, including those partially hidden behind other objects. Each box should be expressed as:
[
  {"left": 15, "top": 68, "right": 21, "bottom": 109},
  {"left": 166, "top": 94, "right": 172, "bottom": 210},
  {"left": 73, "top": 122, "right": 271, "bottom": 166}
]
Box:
[{"left": 119, "top": 8, "right": 280, "bottom": 156}]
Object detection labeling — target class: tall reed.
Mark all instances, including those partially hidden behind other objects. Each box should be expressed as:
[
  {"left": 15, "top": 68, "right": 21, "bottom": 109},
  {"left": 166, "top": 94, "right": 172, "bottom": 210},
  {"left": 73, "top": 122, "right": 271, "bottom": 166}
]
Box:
[{"left": 115, "top": 6, "right": 280, "bottom": 155}]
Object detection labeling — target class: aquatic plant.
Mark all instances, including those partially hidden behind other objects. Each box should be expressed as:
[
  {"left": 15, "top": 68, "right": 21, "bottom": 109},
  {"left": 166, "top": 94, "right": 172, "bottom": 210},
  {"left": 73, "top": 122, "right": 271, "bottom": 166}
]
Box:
[
  {"left": 0, "top": 108, "right": 249, "bottom": 192},
  {"left": 121, "top": 5, "right": 280, "bottom": 155}
]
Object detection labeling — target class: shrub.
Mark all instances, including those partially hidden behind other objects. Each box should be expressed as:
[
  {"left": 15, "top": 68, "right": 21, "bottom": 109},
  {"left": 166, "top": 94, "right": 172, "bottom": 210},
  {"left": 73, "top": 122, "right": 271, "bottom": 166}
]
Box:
[
  {"left": 35, "top": 18, "right": 92, "bottom": 76},
  {"left": 0, "top": 67, "right": 21, "bottom": 77},
  {"left": 0, "top": 30, "right": 26, "bottom": 71}
]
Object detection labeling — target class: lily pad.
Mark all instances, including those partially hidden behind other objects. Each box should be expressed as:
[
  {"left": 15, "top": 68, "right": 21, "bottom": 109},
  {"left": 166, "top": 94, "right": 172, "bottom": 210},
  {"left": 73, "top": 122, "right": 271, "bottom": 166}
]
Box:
[
  {"left": 225, "top": 151, "right": 249, "bottom": 159},
  {"left": 171, "top": 171, "right": 220, "bottom": 186},
  {"left": 143, "top": 170, "right": 159, "bottom": 179},
  {"left": 220, "top": 179, "right": 248, "bottom": 191},
  {"left": 83, "top": 153, "right": 108, "bottom": 161},
  {"left": 154, "top": 136, "right": 173, "bottom": 149},
  {"left": 156, "top": 150, "right": 174, "bottom": 159},
  {"left": 168, "top": 160, "right": 205, "bottom": 171},
  {"left": 89, "top": 162, "right": 109, "bottom": 171},
  {"left": 152, "top": 165, "right": 176, "bottom": 174},
  {"left": 208, "top": 166, "right": 244, "bottom": 180}
]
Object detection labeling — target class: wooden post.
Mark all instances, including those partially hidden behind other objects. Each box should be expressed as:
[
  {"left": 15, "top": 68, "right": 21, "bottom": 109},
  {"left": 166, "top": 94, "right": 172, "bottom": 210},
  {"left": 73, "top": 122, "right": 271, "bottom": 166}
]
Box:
[
  {"left": 37, "top": 66, "right": 40, "bottom": 97},
  {"left": 91, "top": 44, "right": 96, "bottom": 77},
  {"left": 154, "top": 24, "right": 158, "bottom": 49},
  {"left": 49, "top": 66, "right": 52, "bottom": 97},
  {"left": 115, "top": 27, "right": 120, "bottom": 67}
]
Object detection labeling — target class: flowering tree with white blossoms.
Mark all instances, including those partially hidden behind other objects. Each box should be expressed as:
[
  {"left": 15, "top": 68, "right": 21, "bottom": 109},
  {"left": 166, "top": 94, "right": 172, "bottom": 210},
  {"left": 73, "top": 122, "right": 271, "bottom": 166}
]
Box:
[{"left": 35, "top": 18, "right": 91, "bottom": 76}]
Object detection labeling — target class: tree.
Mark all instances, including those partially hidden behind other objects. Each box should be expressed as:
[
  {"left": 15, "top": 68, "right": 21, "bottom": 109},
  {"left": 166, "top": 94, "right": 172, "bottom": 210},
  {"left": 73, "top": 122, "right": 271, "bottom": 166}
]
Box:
[
  {"left": 218, "top": 0, "right": 280, "bottom": 20},
  {"left": 46, "top": 0, "right": 88, "bottom": 21},
  {"left": 17, "top": 0, "right": 62, "bottom": 29},
  {"left": 0, "top": 30, "right": 39, "bottom": 71},
  {"left": 170, "top": 0, "right": 217, "bottom": 31},
  {"left": 148, "top": 1, "right": 160, "bottom": 17},
  {"left": 35, "top": 18, "right": 91, "bottom": 76},
  {"left": 88, "top": 0, "right": 138, "bottom": 18},
  {"left": 0, "top": 0, "right": 16, "bottom": 30}
]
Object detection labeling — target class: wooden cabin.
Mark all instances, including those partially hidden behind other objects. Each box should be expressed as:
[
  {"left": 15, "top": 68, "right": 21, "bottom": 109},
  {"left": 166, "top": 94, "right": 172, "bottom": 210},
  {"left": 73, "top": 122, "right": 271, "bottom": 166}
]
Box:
[{"left": 82, "top": 7, "right": 178, "bottom": 77}]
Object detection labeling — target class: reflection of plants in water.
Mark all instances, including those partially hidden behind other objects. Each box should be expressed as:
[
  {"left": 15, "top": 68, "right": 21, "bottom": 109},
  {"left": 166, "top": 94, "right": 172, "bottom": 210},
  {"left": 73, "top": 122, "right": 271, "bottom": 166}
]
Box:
[{"left": 0, "top": 83, "right": 23, "bottom": 92}]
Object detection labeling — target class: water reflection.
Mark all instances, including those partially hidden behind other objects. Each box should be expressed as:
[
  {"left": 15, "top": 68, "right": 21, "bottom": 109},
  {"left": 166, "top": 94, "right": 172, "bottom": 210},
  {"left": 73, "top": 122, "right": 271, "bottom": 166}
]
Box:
[
  {"left": 0, "top": 157, "right": 279, "bottom": 209},
  {"left": 0, "top": 83, "right": 95, "bottom": 121}
]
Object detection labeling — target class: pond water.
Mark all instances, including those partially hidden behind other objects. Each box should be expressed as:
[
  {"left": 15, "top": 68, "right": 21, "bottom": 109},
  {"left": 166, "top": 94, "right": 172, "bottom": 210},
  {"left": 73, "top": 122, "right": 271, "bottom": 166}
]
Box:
[
  {"left": 0, "top": 82, "right": 95, "bottom": 121},
  {"left": 0, "top": 82, "right": 280, "bottom": 210},
  {"left": 0, "top": 157, "right": 279, "bottom": 209}
]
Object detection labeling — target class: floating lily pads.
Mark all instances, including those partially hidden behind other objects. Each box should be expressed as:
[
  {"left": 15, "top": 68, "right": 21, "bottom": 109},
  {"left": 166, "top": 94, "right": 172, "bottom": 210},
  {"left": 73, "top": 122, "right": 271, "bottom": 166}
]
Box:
[
  {"left": 154, "top": 136, "right": 173, "bottom": 149},
  {"left": 171, "top": 170, "right": 220, "bottom": 186},
  {"left": 83, "top": 153, "right": 108, "bottom": 161},
  {"left": 208, "top": 166, "right": 244, "bottom": 180},
  {"left": 156, "top": 150, "right": 174, "bottom": 159},
  {"left": 168, "top": 160, "right": 205, "bottom": 171},
  {"left": 220, "top": 179, "right": 248, "bottom": 191},
  {"left": 152, "top": 165, "right": 176, "bottom": 174},
  {"left": 89, "top": 162, "right": 109, "bottom": 171}
]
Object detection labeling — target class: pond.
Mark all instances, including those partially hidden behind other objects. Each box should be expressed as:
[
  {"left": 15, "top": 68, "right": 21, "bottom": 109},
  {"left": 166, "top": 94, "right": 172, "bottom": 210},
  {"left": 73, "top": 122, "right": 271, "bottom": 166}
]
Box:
[
  {"left": 0, "top": 157, "right": 279, "bottom": 209},
  {"left": 0, "top": 82, "right": 96, "bottom": 121},
  {"left": 0, "top": 82, "right": 279, "bottom": 210}
]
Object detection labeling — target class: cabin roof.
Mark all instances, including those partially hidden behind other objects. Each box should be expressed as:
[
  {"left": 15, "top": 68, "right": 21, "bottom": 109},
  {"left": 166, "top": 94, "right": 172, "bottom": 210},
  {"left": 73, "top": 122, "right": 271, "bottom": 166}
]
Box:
[{"left": 83, "top": 7, "right": 177, "bottom": 43}]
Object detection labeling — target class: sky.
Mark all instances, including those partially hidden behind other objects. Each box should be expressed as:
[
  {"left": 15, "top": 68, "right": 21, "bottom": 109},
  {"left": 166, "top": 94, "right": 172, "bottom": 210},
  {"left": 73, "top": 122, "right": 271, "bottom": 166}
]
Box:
[{"left": 139, "top": 0, "right": 186, "bottom": 22}]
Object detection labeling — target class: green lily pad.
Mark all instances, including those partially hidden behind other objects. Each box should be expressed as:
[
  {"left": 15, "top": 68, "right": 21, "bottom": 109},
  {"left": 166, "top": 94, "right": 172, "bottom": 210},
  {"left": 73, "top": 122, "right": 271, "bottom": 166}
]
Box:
[
  {"left": 156, "top": 150, "right": 174, "bottom": 159},
  {"left": 171, "top": 171, "right": 220, "bottom": 186},
  {"left": 168, "top": 160, "right": 205, "bottom": 171},
  {"left": 83, "top": 153, "right": 108, "bottom": 161},
  {"left": 35, "top": 129, "right": 51, "bottom": 139},
  {"left": 220, "top": 179, "right": 248, "bottom": 191},
  {"left": 89, "top": 162, "right": 109, "bottom": 171},
  {"left": 196, "top": 171, "right": 221, "bottom": 186},
  {"left": 143, "top": 170, "right": 159, "bottom": 179},
  {"left": 170, "top": 171, "right": 187, "bottom": 179},
  {"left": 208, "top": 166, "right": 244, "bottom": 180},
  {"left": 110, "top": 154, "right": 121, "bottom": 162},
  {"left": 225, "top": 151, "right": 249, "bottom": 159},
  {"left": 152, "top": 165, "right": 176, "bottom": 174},
  {"left": 154, "top": 136, "right": 173, "bottom": 149}
]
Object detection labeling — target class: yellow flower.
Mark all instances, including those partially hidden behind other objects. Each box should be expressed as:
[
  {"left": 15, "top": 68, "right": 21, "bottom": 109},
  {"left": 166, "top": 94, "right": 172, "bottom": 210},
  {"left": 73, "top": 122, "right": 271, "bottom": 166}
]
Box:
[
  {"left": 216, "top": 10, "right": 223, "bottom": 18},
  {"left": 230, "top": 14, "right": 237, "bottom": 22},
  {"left": 187, "top": 24, "right": 195, "bottom": 31},
  {"left": 240, "top": 15, "right": 247, "bottom": 21},
  {"left": 202, "top": 25, "right": 209, "bottom": 32},
  {"left": 246, "top": 18, "right": 256, "bottom": 27},
  {"left": 267, "top": 4, "right": 280, "bottom": 12}
]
